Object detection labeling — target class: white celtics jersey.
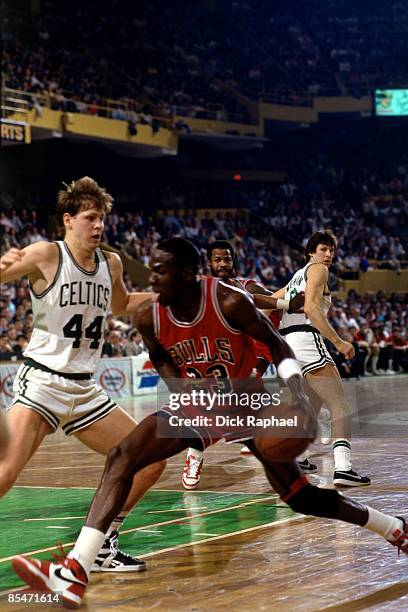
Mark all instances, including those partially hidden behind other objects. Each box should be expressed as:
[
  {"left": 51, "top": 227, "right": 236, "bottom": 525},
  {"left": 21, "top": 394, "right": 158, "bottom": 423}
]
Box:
[
  {"left": 24, "top": 241, "right": 112, "bottom": 374},
  {"left": 280, "top": 262, "right": 331, "bottom": 330}
]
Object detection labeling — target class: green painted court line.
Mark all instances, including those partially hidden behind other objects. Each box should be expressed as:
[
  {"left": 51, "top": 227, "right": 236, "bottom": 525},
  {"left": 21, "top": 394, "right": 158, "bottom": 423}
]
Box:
[{"left": 0, "top": 487, "right": 295, "bottom": 592}]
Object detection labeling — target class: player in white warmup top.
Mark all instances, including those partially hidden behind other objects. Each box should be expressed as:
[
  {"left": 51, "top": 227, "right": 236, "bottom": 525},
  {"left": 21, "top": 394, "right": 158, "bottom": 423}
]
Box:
[
  {"left": 0, "top": 176, "right": 165, "bottom": 571},
  {"left": 276, "top": 230, "right": 370, "bottom": 486}
]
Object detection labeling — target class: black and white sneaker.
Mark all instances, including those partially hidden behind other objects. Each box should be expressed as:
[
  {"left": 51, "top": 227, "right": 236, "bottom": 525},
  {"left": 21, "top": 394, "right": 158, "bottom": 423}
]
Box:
[
  {"left": 297, "top": 458, "right": 318, "bottom": 473},
  {"left": 333, "top": 469, "right": 371, "bottom": 487},
  {"left": 91, "top": 530, "right": 147, "bottom": 573}
]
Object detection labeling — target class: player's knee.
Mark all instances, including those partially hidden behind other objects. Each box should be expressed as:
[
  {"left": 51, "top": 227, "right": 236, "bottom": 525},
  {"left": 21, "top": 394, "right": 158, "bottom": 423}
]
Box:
[
  {"left": 106, "top": 443, "right": 137, "bottom": 480},
  {"left": 286, "top": 483, "right": 341, "bottom": 518},
  {"left": 0, "top": 466, "right": 18, "bottom": 496}
]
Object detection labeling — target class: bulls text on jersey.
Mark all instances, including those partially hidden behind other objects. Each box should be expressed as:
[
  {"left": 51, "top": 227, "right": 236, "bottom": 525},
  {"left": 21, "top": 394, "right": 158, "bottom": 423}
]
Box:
[{"left": 167, "top": 337, "right": 235, "bottom": 367}]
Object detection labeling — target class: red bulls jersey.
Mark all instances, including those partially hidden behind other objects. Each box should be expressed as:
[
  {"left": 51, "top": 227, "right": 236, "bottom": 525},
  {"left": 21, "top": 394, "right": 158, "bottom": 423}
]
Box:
[{"left": 153, "top": 276, "right": 257, "bottom": 379}]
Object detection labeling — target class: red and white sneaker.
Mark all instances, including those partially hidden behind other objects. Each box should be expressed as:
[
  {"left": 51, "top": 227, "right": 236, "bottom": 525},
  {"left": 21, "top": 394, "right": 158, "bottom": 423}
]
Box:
[
  {"left": 389, "top": 517, "right": 408, "bottom": 555},
  {"left": 182, "top": 450, "right": 203, "bottom": 490},
  {"left": 12, "top": 554, "right": 87, "bottom": 609}
]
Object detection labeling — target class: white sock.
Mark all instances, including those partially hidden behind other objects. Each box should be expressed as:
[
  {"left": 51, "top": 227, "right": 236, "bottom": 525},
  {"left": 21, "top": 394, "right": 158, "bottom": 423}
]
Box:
[
  {"left": 188, "top": 447, "right": 203, "bottom": 461},
  {"left": 333, "top": 439, "right": 352, "bottom": 471},
  {"left": 106, "top": 511, "right": 129, "bottom": 539},
  {"left": 365, "top": 508, "right": 404, "bottom": 542},
  {"left": 372, "top": 355, "right": 379, "bottom": 372},
  {"left": 68, "top": 526, "right": 106, "bottom": 578}
]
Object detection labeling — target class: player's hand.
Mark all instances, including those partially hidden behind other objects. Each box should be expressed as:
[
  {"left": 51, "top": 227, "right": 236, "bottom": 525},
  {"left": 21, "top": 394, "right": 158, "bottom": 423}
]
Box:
[
  {"left": 0, "top": 248, "right": 24, "bottom": 271},
  {"left": 336, "top": 340, "right": 355, "bottom": 360},
  {"left": 286, "top": 375, "right": 317, "bottom": 441},
  {"left": 290, "top": 391, "right": 317, "bottom": 441},
  {"left": 288, "top": 291, "right": 305, "bottom": 313}
]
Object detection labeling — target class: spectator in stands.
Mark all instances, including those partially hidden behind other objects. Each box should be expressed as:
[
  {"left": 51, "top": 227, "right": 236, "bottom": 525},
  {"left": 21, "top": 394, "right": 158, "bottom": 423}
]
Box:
[
  {"left": 0, "top": 337, "right": 15, "bottom": 361},
  {"left": 392, "top": 327, "right": 408, "bottom": 373},
  {"left": 101, "top": 330, "right": 124, "bottom": 358},
  {"left": 11, "top": 334, "right": 28, "bottom": 360},
  {"left": 124, "top": 329, "right": 145, "bottom": 357}
]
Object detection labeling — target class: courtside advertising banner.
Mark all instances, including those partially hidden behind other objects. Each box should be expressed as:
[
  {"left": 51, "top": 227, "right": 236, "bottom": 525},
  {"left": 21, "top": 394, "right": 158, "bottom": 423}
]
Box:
[
  {"left": 0, "top": 356, "right": 160, "bottom": 407},
  {"left": 96, "top": 357, "right": 132, "bottom": 398},
  {"left": 130, "top": 352, "right": 160, "bottom": 396},
  {"left": 0, "top": 363, "right": 19, "bottom": 408}
]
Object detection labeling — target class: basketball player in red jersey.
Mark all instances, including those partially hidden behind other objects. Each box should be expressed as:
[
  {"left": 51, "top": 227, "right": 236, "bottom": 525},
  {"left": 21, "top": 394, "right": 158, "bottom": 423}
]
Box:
[
  {"left": 12, "top": 238, "right": 407, "bottom": 608},
  {"left": 210, "top": 240, "right": 283, "bottom": 374},
  {"left": 207, "top": 241, "right": 304, "bottom": 375},
  {"left": 183, "top": 240, "right": 304, "bottom": 488}
]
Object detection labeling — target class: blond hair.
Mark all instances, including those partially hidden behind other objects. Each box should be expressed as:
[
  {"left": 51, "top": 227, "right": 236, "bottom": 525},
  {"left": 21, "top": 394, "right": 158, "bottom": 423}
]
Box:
[{"left": 56, "top": 176, "right": 113, "bottom": 234}]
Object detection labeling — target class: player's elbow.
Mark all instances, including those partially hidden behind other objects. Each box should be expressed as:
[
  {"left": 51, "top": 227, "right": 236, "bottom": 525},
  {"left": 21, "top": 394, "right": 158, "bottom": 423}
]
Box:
[
  {"left": 303, "top": 303, "right": 317, "bottom": 319},
  {"left": 303, "top": 307, "right": 312, "bottom": 319}
]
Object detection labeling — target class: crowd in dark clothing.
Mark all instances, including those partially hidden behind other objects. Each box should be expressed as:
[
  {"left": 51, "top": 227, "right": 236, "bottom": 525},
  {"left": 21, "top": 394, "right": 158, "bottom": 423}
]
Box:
[{"left": 3, "top": 0, "right": 407, "bottom": 124}]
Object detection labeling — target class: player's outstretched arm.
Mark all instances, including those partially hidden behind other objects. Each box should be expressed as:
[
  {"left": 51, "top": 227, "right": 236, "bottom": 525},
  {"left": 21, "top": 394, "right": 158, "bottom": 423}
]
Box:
[
  {"left": 219, "top": 283, "right": 293, "bottom": 362},
  {"left": 249, "top": 282, "right": 304, "bottom": 313},
  {"left": 218, "top": 283, "right": 309, "bottom": 399},
  {"left": 107, "top": 251, "right": 153, "bottom": 315},
  {"left": 304, "top": 264, "right": 354, "bottom": 359},
  {"left": 0, "top": 242, "right": 52, "bottom": 284},
  {"left": 219, "top": 284, "right": 316, "bottom": 437},
  {"left": 245, "top": 281, "right": 279, "bottom": 310}
]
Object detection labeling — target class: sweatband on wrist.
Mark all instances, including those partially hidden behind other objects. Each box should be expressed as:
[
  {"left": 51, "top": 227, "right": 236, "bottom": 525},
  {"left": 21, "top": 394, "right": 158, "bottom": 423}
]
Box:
[
  {"left": 276, "top": 298, "right": 290, "bottom": 311},
  {"left": 277, "top": 358, "right": 302, "bottom": 381}
]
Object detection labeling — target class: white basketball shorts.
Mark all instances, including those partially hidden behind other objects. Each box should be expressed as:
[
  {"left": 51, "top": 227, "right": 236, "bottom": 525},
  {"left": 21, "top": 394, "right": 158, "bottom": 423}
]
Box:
[
  {"left": 9, "top": 361, "right": 118, "bottom": 435},
  {"left": 281, "top": 329, "right": 335, "bottom": 376}
]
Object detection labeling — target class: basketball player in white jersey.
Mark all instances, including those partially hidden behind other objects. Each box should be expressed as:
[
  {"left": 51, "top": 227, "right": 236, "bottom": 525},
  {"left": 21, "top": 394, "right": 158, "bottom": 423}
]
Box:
[
  {"left": 0, "top": 177, "right": 165, "bottom": 571},
  {"left": 275, "top": 230, "right": 370, "bottom": 486}
]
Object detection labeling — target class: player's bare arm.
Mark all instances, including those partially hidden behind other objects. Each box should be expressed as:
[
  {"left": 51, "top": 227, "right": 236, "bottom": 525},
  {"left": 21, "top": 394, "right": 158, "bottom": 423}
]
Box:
[
  {"left": 244, "top": 281, "right": 278, "bottom": 310},
  {"left": 217, "top": 282, "right": 291, "bottom": 362},
  {"left": 217, "top": 282, "right": 311, "bottom": 405},
  {"left": 135, "top": 300, "right": 181, "bottom": 386},
  {"left": 107, "top": 251, "right": 153, "bottom": 315},
  {"left": 247, "top": 281, "right": 304, "bottom": 313},
  {"left": 304, "top": 264, "right": 354, "bottom": 359},
  {"left": 0, "top": 242, "right": 59, "bottom": 288}
]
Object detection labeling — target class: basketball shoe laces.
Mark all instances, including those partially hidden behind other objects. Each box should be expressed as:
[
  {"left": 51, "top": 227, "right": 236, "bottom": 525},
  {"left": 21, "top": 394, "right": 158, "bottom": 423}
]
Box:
[
  {"left": 185, "top": 455, "right": 202, "bottom": 479},
  {"left": 51, "top": 541, "right": 69, "bottom": 564},
  {"left": 102, "top": 529, "right": 144, "bottom": 565}
]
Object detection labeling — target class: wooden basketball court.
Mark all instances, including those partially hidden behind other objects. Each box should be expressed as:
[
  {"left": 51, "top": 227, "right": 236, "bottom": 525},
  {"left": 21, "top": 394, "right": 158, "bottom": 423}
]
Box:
[{"left": 0, "top": 376, "right": 407, "bottom": 611}]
